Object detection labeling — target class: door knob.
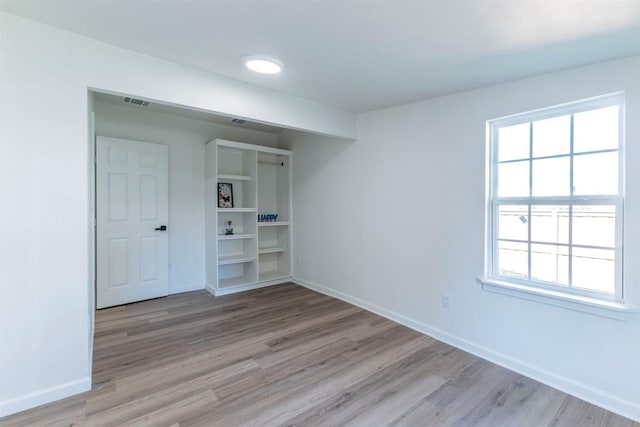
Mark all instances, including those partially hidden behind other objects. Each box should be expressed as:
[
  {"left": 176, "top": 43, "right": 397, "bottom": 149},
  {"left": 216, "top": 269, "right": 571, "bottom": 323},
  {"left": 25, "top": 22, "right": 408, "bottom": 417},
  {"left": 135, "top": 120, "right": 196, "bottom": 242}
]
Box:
[{"left": 155, "top": 225, "right": 167, "bottom": 231}]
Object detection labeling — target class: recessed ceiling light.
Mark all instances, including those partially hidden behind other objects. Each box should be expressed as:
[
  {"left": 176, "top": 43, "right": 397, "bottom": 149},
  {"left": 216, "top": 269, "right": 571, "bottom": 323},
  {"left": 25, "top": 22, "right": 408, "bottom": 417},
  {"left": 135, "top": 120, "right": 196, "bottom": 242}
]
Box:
[{"left": 245, "top": 57, "right": 282, "bottom": 74}]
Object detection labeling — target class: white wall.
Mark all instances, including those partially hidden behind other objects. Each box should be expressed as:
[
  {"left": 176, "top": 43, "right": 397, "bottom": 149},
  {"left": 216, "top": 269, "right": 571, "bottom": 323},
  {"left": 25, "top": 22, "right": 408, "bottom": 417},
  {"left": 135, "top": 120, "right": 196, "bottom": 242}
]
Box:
[
  {"left": 94, "top": 100, "right": 279, "bottom": 294},
  {"left": 0, "top": 11, "right": 353, "bottom": 416},
  {"left": 283, "top": 56, "right": 640, "bottom": 421}
]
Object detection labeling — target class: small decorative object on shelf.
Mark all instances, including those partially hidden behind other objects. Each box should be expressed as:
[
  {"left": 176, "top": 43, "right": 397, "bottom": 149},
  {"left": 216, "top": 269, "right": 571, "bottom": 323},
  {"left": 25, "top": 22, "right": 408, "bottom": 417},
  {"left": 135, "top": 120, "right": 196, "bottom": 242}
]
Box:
[
  {"left": 218, "top": 183, "right": 234, "bottom": 208},
  {"left": 258, "top": 213, "right": 278, "bottom": 222},
  {"left": 225, "top": 220, "right": 234, "bottom": 235}
]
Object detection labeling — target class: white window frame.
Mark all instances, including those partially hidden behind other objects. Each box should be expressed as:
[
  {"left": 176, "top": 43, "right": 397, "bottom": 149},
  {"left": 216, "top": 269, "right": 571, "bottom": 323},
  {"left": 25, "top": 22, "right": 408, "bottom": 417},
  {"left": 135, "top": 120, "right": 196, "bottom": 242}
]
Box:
[{"left": 481, "top": 93, "right": 631, "bottom": 316}]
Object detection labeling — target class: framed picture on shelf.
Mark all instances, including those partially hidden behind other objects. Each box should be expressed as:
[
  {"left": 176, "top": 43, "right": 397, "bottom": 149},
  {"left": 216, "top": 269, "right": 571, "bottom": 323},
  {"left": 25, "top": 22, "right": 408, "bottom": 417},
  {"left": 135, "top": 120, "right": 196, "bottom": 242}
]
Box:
[{"left": 218, "top": 183, "right": 234, "bottom": 208}]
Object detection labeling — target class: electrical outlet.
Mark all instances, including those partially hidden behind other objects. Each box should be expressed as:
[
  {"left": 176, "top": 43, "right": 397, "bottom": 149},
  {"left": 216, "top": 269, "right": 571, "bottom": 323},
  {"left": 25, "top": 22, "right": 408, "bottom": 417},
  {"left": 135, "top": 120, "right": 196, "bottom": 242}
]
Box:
[
  {"left": 168, "top": 263, "right": 174, "bottom": 272},
  {"left": 442, "top": 293, "right": 452, "bottom": 309},
  {"left": 296, "top": 256, "right": 302, "bottom": 265}
]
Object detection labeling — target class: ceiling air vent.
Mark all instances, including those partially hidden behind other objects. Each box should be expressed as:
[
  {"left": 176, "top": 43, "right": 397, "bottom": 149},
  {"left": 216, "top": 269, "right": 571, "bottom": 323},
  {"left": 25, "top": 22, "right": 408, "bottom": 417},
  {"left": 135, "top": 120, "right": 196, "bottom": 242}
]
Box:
[
  {"left": 231, "top": 118, "right": 247, "bottom": 124},
  {"left": 123, "top": 97, "right": 150, "bottom": 107}
]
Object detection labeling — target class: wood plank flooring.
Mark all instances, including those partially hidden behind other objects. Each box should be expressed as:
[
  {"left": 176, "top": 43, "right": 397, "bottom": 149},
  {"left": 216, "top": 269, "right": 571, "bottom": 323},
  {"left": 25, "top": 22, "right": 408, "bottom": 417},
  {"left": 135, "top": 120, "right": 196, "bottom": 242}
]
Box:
[{"left": 2, "top": 283, "right": 637, "bottom": 426}]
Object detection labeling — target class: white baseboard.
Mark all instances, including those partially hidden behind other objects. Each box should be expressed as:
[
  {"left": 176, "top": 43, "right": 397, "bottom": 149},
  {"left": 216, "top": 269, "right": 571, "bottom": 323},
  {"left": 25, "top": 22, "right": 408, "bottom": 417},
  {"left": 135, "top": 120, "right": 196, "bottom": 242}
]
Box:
[
  {"left": 169, "top": 282, "right": 205, "bottom": 295},
  {"left": 0, "top": 376, "right": 91, "bottom": 418},
  {"left": 206, "top": 277, "right": 291, "bottom": 297},
  {"left": 292, "top": 277, "right": 640, "bottom": 422}
]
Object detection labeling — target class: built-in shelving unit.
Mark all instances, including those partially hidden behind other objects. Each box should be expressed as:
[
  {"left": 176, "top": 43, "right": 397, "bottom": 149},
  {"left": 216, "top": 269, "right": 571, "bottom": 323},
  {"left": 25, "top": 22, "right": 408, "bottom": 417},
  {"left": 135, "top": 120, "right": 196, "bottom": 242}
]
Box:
[{"left": 205, "top": 139, "right": 292, "bottom": 296}]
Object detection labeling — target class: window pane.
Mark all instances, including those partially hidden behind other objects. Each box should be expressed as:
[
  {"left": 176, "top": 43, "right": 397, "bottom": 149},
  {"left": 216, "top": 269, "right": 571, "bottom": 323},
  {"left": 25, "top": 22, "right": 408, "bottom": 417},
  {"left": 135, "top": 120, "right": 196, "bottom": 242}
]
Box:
[
  {"left": 498, "top": 161, "right": 529, "bottom": 197},
  {"left": 532, "top": 157, "right": 570, "bottom": 197},
  {"left": 572, "top": 247, "right": 615, "bottom": 294},
  {"left": 573, "top": 205, "right": 616, "bottom": 248},
  {"left": 531, "top": 205, "right": 569, "bottom": 244},
  {"left": 498, "top": 205, "right": 528, "bottom": 241},
  {"left": 498, "top": 241, "right": 528, "bottom": 279},
  {"left": 574, "top": 106, "right": 619, "bottom": 153},
  {"left": 532, "top": 115, "right": 570, "bottom": 158},
  {"left": 498, "top": 123, "right": 530, "bottom": 161},
  {"left": 573, "top": 152, "right": 618, "bottom": 195},
  {"left": 531, "top": 243, "right": 568, "bottom": 285}
]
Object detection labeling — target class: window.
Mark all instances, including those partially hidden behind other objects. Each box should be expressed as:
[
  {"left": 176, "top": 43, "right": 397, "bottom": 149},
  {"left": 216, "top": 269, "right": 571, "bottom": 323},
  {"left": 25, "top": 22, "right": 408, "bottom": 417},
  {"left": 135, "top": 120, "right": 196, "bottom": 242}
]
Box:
[{"left": 486, "top": 94, "right": 624, "bottom": 303}]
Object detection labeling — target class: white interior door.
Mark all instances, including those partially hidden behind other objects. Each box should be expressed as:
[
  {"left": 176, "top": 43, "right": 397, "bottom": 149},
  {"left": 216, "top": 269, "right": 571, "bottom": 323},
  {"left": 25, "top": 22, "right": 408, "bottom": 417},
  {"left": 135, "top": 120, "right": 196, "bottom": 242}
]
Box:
[{"left": 96, "top": 136, "right": 169, "bottom": 309}]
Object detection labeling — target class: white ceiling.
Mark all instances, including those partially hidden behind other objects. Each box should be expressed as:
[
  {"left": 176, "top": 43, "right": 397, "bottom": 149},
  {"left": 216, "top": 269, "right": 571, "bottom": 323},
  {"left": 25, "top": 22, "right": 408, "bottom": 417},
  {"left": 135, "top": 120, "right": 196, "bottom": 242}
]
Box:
[{"left": 2, "top": 0, "right": 639, "bottom": 113}]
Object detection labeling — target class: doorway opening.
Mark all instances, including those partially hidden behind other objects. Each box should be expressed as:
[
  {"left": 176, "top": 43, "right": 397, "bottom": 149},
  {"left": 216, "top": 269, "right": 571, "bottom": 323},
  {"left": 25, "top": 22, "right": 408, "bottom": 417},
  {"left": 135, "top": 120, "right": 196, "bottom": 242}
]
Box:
[{"left": 87, "top": 88, "right": 288, "bottom": 378}]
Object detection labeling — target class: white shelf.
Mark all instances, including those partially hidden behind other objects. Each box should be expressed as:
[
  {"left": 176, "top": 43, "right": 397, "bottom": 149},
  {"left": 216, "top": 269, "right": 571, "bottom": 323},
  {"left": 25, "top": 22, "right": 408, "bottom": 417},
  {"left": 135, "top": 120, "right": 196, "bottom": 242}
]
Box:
[
  {"left": 218, "top": 234, "right": 256, "bottom": 240},
  {"left": 258, "top": 221, "right": 289, "bottom": 227},
  {"left": 259, "top": 246, "right": 286, "bottom": 254},
  {"left": 218, "top": 255, "right": 256, "bottom": 265},
  {"left": 218, "top": 174, "right": 251, "bottom": 181},
  {"left": 218, "top": 208, "right": 257, "bottom": 213},
  {"left": 219, "top": 276, "right": 256, "bottom": 288},
  {"left": 259, "top": 270, "right": 291, "bottom": 282}
]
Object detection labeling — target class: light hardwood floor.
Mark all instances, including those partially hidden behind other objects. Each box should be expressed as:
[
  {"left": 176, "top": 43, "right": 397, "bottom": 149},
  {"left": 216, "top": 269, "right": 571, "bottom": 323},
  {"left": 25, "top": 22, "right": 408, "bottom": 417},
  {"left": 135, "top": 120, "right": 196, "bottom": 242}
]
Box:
[{"left": 1, "top": 283, "right": 637, "bottom": 426}]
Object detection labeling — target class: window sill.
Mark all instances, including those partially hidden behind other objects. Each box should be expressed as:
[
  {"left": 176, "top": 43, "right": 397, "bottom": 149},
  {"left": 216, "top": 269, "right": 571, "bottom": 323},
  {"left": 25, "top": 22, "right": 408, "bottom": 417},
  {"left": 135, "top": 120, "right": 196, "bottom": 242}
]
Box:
[{"left": 477, "top": 277, "right": 638, "bottom": 321}]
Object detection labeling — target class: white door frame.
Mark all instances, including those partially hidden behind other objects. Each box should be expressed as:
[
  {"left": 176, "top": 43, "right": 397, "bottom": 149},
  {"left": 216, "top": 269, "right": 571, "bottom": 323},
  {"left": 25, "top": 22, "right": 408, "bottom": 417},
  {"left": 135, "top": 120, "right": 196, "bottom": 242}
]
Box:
[{"left": 88, "top": 105, "right": 96, "bottom": 381}]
